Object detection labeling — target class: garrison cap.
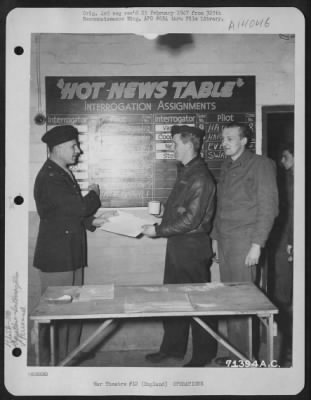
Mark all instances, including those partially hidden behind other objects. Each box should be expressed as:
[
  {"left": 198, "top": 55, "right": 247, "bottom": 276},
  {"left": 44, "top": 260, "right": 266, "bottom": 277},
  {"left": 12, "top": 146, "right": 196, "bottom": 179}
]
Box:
[
  {"left": 171, "top": 125, "right": 205, "bottom": 138},
  {"left": 42, "top": 125, "right": 79, "bottom": 147}
]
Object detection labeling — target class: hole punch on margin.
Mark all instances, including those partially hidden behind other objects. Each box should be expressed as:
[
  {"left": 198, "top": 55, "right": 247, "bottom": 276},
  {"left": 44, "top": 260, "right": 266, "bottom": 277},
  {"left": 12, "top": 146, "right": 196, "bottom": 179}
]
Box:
[
  {"left": 14, "top": 195, "right": 24, "bottom": 205},
  {"left": 12, "top": 348, "right": 22, "bottom": 357},
  {"left": 14, "top": 46, "right": 24, "bottom": 55}
]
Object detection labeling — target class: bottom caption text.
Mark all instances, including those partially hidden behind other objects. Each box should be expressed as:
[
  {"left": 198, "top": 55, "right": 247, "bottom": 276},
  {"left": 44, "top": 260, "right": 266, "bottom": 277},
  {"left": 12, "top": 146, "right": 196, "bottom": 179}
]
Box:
[{"left": 93, "top": 380, "right": 205, "bottom": 388}]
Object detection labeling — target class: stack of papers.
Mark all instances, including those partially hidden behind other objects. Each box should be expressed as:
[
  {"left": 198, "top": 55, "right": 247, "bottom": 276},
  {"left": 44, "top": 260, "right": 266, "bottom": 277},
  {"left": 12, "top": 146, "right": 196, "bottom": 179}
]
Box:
[
  {"left": 177, "top": 282, "right": 224, "bottom": 292},
  {"left": 99, "top": 210, "right": 156, "bottom": 237},
  {"left": 189, "top": 294, "right": 217, "bottom": 309},
  {"left": 124, "top": 292, "right": 193, "bottom": 313},
  {"left": 74, "top": 284, "right": 115, "bottom": 302}
]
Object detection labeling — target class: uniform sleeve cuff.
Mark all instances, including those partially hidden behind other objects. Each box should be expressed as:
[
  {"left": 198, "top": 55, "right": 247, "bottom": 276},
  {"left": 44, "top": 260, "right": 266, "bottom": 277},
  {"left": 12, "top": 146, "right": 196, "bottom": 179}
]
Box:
[
  {"left": 154, "top": 223, "right": 161, "bottom": 236},
  {"left": 251, "top": 238, "right": 265, "bottom": 247}
]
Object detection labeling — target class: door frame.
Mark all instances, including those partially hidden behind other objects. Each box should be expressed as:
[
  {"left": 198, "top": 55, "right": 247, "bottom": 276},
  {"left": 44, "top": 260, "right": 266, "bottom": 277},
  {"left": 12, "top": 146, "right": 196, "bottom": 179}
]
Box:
[{"left": 261, "top": 105, "right": 294, "bottom": 293}]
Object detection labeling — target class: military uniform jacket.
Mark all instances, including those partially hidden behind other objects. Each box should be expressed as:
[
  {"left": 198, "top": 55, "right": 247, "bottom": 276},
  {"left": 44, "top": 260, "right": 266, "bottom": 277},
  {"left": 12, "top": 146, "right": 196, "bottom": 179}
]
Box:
[
  {"left": 212, "top": 149, "right": 279, "bottom": 247},
  {"left": 33, "top": 159, "right": 101, "bottom": 272}
]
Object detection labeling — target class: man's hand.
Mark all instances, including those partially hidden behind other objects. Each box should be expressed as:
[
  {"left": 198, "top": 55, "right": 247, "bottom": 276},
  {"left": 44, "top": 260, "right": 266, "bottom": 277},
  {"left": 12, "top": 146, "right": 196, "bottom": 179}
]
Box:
[
  {"left": 287, "top": 244, "right": 293, "bottom": 262},
  {"left": 88, "top": 183, "right": 100, "bottom": 196},
  {"left": 97, "top": 210, "right": 118, "bottom": 219},
  {"left": 92, "top": 217, "right": 107, "bottom": 227},
  {"left": 142, "top": 224, "right": 157, "bottom": 237},
  {"left": 212, "top": 239, "right": 219, "bottom": 263},
  {"left": 157, "top": 203, "right": 165, "bottom": 218},
  {"left": 92, "top": 210, "right": 118, "bottom": 227},
  {"left": 287, "top": 244, "right": 293, "bottom": 255},
  {"left": 245, "top": 243, "right": 261, "bottom": 267}
]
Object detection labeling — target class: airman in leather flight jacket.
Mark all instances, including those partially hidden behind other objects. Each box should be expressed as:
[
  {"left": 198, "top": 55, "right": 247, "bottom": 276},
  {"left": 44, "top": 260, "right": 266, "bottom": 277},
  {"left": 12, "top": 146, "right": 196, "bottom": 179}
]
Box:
[{"left": 155, "top": 156, "right": 215, "bottom": 237}]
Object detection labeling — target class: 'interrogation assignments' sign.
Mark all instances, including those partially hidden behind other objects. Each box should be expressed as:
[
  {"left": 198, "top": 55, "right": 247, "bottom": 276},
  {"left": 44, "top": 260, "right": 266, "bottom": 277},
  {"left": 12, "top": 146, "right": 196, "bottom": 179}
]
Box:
[{"left": 45, "top": 76, "right": 255, "bottom": 207}]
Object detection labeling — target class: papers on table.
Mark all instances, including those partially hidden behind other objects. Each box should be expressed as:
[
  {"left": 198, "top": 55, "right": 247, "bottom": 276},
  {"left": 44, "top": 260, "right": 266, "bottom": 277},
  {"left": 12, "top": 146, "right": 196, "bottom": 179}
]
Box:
[
  {"left": 189, "top": 295, "right": 217, "bottom": 309},
  {"left": 45, "top": 294, "right": 73, "bottom": 304},
  {"left": 74, "top": 284, "right": 115, "bottom": 302},
  {"left": 124, "top": 292, "right": 193, "bottom": 313},
  {"left": 139, "top": 286, "right": 169, "bottom": 292},
  {"left": 176, "top": 282, "right": 224, "bottom": 292},
  {"left": 99, "top": 210, "right": 156, "bottom": 237}
]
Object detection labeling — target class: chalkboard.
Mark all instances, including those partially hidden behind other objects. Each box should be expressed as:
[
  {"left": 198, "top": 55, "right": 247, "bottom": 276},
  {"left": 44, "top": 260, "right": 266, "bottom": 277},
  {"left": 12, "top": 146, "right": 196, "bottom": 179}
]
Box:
[{"left": 45, "top": 76, "right": 255, "bottom": 207}]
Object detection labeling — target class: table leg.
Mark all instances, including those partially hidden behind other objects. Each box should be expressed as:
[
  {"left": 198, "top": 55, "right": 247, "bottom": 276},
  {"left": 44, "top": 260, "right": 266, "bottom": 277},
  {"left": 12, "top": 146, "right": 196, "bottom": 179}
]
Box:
[
  {"left": 33, "top": 320, "right": 40, "bottom": 366},
  {"left": 248, "top": 316, "right": 253, "bottom": 360},
  {"left": 267, "top": 314, "right": 274, "bottom": 364},
  {"left": 58, "top": 319, "right": 114, "bottom": 366},
  {"left": 50, "top": 322, "right": 55, "bottom": 366},
  {"left": 193, "top": 317, "right": 249, "bottom": 361}
]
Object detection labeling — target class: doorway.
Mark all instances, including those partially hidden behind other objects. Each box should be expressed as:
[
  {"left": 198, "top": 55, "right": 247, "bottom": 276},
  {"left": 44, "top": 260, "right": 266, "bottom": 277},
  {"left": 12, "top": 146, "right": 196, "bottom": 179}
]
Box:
[
  {"left": 262, "top": 105, "right": 294, "bottom": 160},
  {"left": 262, "top": 104, "right": 294, "bottom": 285},
  {"left": 262, "top": 106, "right": 294, "bottom": 282},
  {"left": 262, "top": 105, "right": 294, "bottom": 288},
  {"left": 262, "top": 105, "right": 294, "bottom": 366}
]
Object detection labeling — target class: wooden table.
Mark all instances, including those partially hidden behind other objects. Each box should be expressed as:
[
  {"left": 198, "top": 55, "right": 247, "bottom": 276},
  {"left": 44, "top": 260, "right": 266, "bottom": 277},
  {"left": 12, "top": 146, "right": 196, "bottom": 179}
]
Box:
[{"left": 30, "top": 282, "right": 278, "bottom": 366}]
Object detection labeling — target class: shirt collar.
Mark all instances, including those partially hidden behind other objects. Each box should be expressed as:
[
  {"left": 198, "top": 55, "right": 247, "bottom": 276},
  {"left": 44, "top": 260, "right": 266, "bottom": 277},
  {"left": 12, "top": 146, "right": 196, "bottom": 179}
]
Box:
[
  {"left": 177, "top": 156, "right": 201, "bottom": 178},
  {"left": 228, "top": 149, "right": 252, "bottom": 167},
  {"left": 46, "top": 158, "right": 73, "bottom": 179},
  {"left": 183, "top": 155, "right": 201, "bottom": 168}
]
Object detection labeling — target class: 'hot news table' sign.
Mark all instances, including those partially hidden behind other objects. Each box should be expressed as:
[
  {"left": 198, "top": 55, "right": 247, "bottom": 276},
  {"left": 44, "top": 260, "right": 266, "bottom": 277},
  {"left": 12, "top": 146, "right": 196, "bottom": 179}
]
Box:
[{"left": 46, "top": 76, "right": 255, "bottom": 207}]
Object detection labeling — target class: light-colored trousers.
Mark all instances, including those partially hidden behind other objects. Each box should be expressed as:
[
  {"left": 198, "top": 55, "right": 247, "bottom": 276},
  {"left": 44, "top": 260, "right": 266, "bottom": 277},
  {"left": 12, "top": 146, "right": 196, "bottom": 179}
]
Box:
[{"left": 218, "top": 229, "right": 259, "bottom": 359}]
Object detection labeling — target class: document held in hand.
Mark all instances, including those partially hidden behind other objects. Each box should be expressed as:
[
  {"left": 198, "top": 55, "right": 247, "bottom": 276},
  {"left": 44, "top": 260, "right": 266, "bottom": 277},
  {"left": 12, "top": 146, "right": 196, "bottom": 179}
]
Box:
[{"left": 99, "top": 210, "right": 156, "bottom": 237}]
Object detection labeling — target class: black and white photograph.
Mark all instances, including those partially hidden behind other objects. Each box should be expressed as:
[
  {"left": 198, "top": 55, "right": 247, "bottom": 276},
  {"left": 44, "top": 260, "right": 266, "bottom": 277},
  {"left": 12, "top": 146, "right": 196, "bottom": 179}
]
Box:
[{"left": 4, "top": 6, "right": 306, "bottom": 396}]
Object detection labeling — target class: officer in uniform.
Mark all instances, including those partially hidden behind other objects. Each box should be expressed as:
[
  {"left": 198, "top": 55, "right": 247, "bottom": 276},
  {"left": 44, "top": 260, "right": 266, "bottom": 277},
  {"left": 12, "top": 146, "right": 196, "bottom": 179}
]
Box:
[{"left": 33, "top": 125, "right": 104, "bottom": 365}]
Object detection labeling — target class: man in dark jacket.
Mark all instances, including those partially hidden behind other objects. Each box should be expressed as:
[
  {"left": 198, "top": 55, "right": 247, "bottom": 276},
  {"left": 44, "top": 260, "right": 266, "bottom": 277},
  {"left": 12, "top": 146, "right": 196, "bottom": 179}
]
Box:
[
  {"left": 33, "top": 125, "right": 103, "bottom": 365},
  {"left": 211, "top": 122, "right": 279, "bottom": 365},
  {"left": 143, "top": 125, "right": 217, "bottom": 367},
  {"left": 271, "top": 143, "right": 294, "bottom": 366}
]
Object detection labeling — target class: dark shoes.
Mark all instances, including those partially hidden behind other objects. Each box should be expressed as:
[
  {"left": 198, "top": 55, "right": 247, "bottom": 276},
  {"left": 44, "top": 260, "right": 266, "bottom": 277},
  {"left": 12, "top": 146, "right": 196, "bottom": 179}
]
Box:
[{"left": 145, "top": 351, "right": 183, "bottom": 363}]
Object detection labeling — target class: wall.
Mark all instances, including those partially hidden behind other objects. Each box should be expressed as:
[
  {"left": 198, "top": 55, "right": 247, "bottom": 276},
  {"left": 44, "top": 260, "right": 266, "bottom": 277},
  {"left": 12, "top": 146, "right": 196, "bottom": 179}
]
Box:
[{"left": 28, "top": 33, "right": 294, "bottom": 352}]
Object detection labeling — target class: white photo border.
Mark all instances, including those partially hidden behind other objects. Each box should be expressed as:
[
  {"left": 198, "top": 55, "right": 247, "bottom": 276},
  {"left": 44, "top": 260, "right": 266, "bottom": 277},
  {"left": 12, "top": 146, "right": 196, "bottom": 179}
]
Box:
[{"left": 4, "top": 6, "right": 305, "bottom": 396}]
